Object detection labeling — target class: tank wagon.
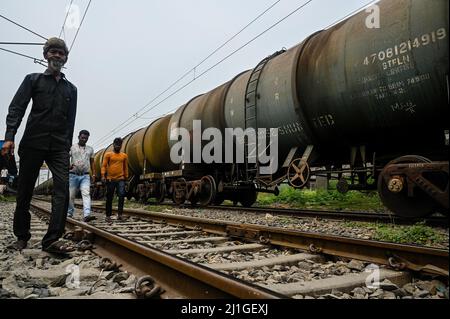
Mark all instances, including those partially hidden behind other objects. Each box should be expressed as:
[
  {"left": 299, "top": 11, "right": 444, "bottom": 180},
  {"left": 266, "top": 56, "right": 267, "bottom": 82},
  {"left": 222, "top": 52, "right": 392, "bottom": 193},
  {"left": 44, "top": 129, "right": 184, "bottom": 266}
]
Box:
[{"left": 65, "top": 0, "right": 449, "bottom": 218}]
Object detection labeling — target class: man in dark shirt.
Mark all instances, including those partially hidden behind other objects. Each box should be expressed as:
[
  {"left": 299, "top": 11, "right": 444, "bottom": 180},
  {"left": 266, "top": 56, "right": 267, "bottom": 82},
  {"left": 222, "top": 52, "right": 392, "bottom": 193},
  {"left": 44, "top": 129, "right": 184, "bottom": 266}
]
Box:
[{"left": 1, "top": 37, "right": 77, "bottom": 253}]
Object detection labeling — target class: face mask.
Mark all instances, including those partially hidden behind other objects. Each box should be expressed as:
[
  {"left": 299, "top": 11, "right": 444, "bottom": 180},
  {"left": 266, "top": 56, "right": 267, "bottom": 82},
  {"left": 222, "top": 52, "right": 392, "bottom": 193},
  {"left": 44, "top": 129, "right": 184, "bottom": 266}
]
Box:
[{"left": 48, "top": 58, "right": 65, "bottom": 72}]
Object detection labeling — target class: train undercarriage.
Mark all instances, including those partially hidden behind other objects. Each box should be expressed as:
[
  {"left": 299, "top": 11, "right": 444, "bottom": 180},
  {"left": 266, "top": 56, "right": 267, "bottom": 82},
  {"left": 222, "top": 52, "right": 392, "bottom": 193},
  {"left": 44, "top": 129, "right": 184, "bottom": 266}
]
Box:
[{"left": 90, "top": 151, "right": 449, "bottom": 219}]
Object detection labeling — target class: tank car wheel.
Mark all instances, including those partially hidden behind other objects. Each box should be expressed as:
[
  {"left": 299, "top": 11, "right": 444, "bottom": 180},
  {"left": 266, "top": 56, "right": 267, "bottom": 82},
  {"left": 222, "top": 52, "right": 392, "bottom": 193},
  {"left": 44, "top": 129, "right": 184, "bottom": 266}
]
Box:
[
  {"left": 156, "top": 183, "right": 166, "bottom": 204},
  {"left": 239, "top": 185, "right": 258, "bottom": 207},
  {"left": 198, "top": 175, "right": 216, "bottom": 206},
  {"left": 139, "top": 195, "right": 148, "bottom": 204},
  {"left": 189, "top": 196, "right": 199, "bottom": 206},
  {"left": 172, "top": 178, "right": 187, "bottom": 205},
  {"left": 287, "top": 158, "right": 310, "bottom": 188},
  {"left": 213, "top": 193, "right": 225, "bottom": 205},
  {"left": 336, "top": 178, "right": 349, "bottom": 194},
  {"left": 377, "top": 155, "right": 437, "bottom": 218}
]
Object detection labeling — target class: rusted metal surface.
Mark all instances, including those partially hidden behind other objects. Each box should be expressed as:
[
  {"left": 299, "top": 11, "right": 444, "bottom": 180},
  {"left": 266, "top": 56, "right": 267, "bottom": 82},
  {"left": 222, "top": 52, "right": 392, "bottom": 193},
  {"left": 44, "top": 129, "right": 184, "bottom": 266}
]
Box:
[
  {"left": 168, "top": 76, "right": 242, "bottom": 162},
  {"left": 143, "top": 114, "right": 175, "bottom": 173},
  {"left": 126, "top": 116, "right": 176, "bottom": 176},
  {"left": 125, "top": 127, "right": 148, "bottom": 176},
  {"left": 93, "top": 148, "right": 105, "bottom": 181},
  {"left": 120, "top": 132, "right": 138, "bottom": 176},
  {"left": 224, "top": 70, "right": 251, "bottom": 129},
  {"left": 381, "top": 161, "right": 449, "bottom": 209},
  {"left": 378, "top": 155, "right": 449, "bottom": 218},
  {"left": 297, "top": 0, "right": 449, "bottom": 161},
  {"left": 30, "top": 202, "right": 284, "bottom": 299},
  {"left": 86, "top": 204, "right": 449, "bottom": 277}
]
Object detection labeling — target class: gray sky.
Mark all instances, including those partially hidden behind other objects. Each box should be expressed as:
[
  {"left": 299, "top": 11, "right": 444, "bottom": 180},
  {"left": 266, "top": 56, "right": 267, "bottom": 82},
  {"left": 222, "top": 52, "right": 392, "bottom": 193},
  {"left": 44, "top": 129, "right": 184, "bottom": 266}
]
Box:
[{"left": 1, "top": 0, "right": 374, "bottom": 154}]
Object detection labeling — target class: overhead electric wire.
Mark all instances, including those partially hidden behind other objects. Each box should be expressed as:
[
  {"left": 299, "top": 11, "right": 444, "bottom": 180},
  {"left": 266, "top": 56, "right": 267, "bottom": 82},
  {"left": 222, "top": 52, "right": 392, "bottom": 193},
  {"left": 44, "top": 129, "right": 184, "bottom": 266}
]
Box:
[
  {"left": 68, "top": 0, "right": 92, "bottom": 52},
  {"left": 59, "top": 0, "right": 75, "bottom": 39},
  {"left": 93, "top": 0, "right": 283, "bottom": 147},
  {"left": 0, "top": 42, "right": 44, "bottom": 45},
  {"left": 0, "top": 13, "right": 47, "bottom": 40},
  {"left": 94, "top": 0, "right": 377, "bottom": 149},
  {"left": 0, "top": 47, "right": 47, "bottom": 67}
]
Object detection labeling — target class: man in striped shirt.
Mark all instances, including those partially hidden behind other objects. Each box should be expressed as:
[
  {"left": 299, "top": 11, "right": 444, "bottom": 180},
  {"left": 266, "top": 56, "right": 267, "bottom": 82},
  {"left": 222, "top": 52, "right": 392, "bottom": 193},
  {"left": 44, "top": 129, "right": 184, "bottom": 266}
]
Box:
[{"left": 101, "top": 137, "right": 128, "bottom": 222}]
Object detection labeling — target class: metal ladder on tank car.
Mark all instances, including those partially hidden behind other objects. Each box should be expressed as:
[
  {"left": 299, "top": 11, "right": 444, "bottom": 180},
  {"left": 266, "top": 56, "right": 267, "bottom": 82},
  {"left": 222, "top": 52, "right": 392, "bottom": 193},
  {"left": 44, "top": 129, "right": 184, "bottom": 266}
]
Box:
[{"left": 244, "top": 49, "right": 286, "bottom": 181}]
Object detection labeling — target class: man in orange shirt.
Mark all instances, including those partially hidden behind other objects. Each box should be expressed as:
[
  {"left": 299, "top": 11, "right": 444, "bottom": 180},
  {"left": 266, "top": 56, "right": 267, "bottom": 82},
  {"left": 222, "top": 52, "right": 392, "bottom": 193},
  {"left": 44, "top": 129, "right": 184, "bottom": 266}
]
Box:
[{"left": 101, "top": 137, "right": 128, "bottom": 222}]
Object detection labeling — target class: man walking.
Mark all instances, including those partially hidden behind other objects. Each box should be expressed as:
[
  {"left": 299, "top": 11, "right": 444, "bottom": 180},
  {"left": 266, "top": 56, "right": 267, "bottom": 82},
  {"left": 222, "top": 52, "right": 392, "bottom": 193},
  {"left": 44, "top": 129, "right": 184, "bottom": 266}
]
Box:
[
  {"left": 101, "top": 137, "right": 128, "bottom": 222},
  {"left": 1, "top": 37, "right": 77, "bottom": 254},
  {"left": 68, "top": 130, "right": 96, "bottom": 222}
]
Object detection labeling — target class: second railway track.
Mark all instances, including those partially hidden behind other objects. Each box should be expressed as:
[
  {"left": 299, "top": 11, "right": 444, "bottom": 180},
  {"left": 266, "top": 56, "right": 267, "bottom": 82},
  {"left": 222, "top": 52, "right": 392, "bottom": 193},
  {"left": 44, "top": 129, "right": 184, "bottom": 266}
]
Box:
[{"left": 157, "top": 202, "right": 449, "bottom": 227}]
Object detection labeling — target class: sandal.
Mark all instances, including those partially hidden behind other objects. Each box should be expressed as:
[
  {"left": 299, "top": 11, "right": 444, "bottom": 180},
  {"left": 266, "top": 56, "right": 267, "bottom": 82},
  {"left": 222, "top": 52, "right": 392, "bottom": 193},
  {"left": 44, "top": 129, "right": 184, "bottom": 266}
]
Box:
[
  {"left": 7, "top": 240, "right": 27, "bottom": 251},
  {"left": 43, "top": 240, "right": 76, "bottom": 255},
  {"left": 83, "top": 215, "right": 97, "bottom": 222}
]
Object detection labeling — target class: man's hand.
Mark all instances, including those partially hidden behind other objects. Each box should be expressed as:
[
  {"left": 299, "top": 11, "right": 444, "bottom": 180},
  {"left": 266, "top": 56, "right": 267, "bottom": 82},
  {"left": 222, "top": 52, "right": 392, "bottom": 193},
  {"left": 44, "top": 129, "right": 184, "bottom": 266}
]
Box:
[{"left": 1, "top": 141, "right": 15, "bottom": 157}]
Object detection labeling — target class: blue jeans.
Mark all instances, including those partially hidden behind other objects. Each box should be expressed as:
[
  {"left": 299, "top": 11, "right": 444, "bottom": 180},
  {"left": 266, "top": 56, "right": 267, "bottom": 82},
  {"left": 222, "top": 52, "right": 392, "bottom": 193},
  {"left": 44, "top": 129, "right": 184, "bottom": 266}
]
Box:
[{"left": 68, "top": 174, "right": 91, "bottom": 217}]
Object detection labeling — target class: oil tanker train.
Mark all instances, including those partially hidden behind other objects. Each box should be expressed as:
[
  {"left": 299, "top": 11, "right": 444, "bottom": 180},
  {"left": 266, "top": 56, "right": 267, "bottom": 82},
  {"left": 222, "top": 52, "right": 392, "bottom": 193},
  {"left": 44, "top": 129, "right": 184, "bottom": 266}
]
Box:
[{"left": 35, "top": 0, "right": 449, "bottom": 218}]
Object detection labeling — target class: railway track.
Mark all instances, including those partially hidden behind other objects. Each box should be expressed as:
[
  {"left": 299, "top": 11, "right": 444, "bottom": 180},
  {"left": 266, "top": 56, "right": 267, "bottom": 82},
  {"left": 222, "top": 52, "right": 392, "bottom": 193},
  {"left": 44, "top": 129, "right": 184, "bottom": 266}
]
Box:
[
  {"left": 28, "top": 199, "right": 449, "bottom": 299},
  {"left": 159, "top": 202, "right": 449, "bottom": 227},
  {"left": 32, "top": 195, "right": 449, "bottom": 227}
]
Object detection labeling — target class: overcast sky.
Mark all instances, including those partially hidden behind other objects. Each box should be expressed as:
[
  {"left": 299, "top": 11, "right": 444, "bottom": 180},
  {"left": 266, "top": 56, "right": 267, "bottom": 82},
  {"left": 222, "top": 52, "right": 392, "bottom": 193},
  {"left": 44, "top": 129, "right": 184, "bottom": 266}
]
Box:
[{"left": 1, "top": 0, "right": 375, "bottom": 155}]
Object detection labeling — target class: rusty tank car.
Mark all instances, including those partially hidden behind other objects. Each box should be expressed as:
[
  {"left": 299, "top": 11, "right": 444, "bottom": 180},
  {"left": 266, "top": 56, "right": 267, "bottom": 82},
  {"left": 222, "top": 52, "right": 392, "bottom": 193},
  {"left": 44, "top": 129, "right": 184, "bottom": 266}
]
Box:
[{"left": 60, "top": 0, "right": 448, "bottom": 218}]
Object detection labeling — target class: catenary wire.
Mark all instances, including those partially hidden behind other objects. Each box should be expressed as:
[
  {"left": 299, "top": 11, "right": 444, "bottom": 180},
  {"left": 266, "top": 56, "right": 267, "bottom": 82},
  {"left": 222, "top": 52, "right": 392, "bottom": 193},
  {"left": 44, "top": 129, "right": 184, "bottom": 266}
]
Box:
[
  {"left": 59, "top": 0, "right": 75, "bottom": 39},
  {"left": 0, "top": 47, "right": 47, "bottom": 67},
  {"left": 92, "top": 0, "right": 287, "bottom": 147},
  {"left": 68, "top": 0, "right": 92, "bottom": 53},
  {"left": 0, "top": 42, "right": 44, "bottom": 45},
  {"left": 94, "top": 0, "right": 379, "bottom": 148},
  {"left": 0, "top": 13, "right": 48, "bottom": 40}
]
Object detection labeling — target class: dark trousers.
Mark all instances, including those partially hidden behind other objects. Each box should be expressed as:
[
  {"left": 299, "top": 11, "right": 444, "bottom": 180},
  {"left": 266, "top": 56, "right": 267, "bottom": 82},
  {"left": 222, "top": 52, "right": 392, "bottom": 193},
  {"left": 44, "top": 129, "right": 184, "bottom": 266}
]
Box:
[
  {"left": 14, "top": 147, "right": 69, "bottom": 248},
  {"left": 105, "top": 180, "right": 125, "bottom": 217}
]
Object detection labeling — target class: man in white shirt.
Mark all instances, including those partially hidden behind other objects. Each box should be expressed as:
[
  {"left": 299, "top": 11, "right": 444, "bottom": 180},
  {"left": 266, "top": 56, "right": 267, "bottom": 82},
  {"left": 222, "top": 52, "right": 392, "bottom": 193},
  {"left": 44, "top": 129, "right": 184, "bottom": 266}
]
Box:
[{"left": 68, "top": 130, "right": 96, "bottom": 222}]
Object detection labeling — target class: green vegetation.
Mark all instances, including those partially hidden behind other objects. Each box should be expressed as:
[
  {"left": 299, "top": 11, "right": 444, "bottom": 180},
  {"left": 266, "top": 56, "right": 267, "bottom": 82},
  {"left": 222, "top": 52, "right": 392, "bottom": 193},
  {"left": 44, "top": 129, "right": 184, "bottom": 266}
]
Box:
[
  {"left": 256, "top": 184, "right": 384, "bottom": 211},
  {"left": 373, "top": 222, "right": 444, "bottom": 245},
  {"left": 123, "top": 199, "right": 166, "bottom": 212},
  {"left": 0, "top": 194, "right": 16, "bottom": 202},
  {"left": 344, "top": 221, "right": 444, "bottom": 246}
]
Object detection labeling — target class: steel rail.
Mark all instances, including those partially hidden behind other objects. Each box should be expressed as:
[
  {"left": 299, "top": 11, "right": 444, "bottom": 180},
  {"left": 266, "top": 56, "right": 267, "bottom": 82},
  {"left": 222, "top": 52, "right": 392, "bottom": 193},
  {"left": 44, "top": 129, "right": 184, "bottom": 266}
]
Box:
[
  {"left": 30, "top": 202, "right": 284, "bottom": 299},
  {"left": 32, "top": 196, "right": 448, "bottom": 226},
  {"left": 163, "top": 202, "right": 449, "bottom": 227},
  {"left": 83, "top": 203, "right": 449, "bottom": 277}
]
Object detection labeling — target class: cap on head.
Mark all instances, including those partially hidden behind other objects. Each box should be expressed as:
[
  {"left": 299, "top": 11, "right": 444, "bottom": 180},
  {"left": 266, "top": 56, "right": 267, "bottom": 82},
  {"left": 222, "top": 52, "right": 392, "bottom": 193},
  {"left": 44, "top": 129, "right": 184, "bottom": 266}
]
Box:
[{"left": 43, "top": 37, "right": 69, "bottom": 56}]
